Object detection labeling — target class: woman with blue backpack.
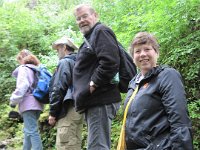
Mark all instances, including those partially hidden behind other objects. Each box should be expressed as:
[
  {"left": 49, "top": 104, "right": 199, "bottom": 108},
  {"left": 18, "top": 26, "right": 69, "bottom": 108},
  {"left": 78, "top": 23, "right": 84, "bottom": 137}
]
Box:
[{"left": 10, "top": 49, "right": 43, "bottom": 150}]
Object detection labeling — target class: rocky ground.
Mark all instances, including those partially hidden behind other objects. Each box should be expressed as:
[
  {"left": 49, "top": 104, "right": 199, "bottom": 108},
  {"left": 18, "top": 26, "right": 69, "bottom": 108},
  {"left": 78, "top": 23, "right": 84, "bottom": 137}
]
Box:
[{"left": 0, "top": 137, "right": 21, "bottom": 150}]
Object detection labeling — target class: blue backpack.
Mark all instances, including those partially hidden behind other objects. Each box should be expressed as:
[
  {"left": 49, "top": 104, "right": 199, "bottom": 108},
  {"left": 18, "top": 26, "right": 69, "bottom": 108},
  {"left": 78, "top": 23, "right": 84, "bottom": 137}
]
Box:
[{"left": 26, "top": 65, "right": 52, "bottom": 104}]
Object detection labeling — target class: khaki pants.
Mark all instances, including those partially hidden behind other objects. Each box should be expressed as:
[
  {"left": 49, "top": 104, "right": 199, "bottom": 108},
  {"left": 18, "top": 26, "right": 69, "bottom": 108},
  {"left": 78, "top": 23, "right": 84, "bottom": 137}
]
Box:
[{"left": 56, "top": 105, "right": 83, "bottom": 150}]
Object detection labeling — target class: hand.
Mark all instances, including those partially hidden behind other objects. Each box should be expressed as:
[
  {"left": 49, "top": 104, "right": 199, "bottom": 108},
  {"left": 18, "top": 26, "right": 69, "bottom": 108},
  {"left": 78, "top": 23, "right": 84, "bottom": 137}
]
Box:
[
  {"left": 48, "top": 116, "right": 56, "bottom": 126},
  {"left": 89, "top": 86, "right": 96, "bottom": 94},
  {"left": 9, "top": 102, "right": 16, "bottom": 108}
]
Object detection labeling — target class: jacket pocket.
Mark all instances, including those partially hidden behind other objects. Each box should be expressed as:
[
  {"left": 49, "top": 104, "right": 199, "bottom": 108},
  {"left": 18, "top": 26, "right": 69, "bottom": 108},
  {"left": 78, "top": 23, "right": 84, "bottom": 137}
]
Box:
[
  {"left": 75, "top": 85, "right": 91, "bottom": 107},
  {"left": 154, "top": 138, "right": 171, "bottom": 150},
  {"left": 78, "top": 46, "right": 96, "bottom": 58},
  {"left": 79, "top": 85, "right": 90, "bottom": 98},
  {"left": 57, "top": 126, "right": 80, "bottom": 145}
]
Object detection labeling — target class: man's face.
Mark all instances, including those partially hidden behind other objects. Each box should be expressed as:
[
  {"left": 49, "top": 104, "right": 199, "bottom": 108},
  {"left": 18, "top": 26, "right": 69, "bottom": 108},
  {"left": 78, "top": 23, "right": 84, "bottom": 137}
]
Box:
[
  {"left": 56, "top": 44, "right": 66, "bottom": 60},
  {"left": 75, "top": 6, "right": 98, "bottom": 35}
]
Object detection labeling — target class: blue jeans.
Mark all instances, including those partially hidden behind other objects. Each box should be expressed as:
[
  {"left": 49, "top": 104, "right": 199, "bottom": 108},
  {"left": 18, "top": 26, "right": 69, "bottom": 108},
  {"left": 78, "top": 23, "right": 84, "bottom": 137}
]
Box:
[
  {"left": 85, "top": 102, "right": 120, "bottom": 150},
  {"left": 22, "top": 110, "right": 43, "bottom": 150}
]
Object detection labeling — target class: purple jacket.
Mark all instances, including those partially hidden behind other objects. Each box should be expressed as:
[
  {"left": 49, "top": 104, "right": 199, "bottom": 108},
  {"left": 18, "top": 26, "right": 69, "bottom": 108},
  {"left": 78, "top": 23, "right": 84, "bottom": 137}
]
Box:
[{"left": 10, "top": 64, "right": 43, "bottom": 113}]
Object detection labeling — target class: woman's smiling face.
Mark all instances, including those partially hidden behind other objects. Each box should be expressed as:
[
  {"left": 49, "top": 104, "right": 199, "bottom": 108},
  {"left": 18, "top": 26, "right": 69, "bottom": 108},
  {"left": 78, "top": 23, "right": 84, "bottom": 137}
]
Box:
[{"left": 133, "top": 43, "right": 159, "bottom": 75}]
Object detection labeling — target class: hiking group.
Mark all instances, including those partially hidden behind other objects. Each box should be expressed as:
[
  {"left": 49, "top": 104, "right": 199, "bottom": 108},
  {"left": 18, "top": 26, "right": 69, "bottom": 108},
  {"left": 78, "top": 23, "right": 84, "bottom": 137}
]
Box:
[{"left": 9, "top": 3, "right": 193, "bottom": 150}]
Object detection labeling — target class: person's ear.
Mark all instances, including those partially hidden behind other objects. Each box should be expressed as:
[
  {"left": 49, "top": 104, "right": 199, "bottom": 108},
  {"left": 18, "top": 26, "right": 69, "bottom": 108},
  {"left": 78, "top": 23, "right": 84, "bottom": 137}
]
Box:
[
  {"left": 156, "top": 51, "right": 159, "bottom": 58},
  {"left": 94, "top": 12, "right": 99, "bottom": 20},
  {"left": 63, "top": 45, "right": 67, "bottom": 50}
]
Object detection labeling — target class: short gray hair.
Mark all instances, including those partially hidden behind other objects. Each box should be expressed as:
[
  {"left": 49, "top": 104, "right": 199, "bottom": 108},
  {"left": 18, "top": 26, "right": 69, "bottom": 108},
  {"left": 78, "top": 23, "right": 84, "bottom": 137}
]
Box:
[{"left": 74, "top": 4, "right": 96, "bottom": 16}]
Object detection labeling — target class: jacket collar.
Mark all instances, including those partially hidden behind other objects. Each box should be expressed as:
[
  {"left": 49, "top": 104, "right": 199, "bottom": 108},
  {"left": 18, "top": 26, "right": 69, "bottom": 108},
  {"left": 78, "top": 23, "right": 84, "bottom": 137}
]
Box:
[
  {"left": 63, "top": 52, "right": 77, "bottom": 61},
  {"left": 12, "top": 64, "right": 37, "bottom": 78},
  {"left": 144, "top": 65, "right": 166, "bottom": 79},
  {"left": 84, "top": 22, "right": 101, "bottom": 38},
  {"left": 129, "top": 65, "right": 168, "bottom": 88}
]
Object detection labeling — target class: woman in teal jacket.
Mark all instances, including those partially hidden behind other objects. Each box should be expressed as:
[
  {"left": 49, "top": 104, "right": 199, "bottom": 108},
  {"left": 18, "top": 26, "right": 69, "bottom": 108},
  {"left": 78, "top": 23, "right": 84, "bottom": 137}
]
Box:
[{"left": 124, "top": 32, "right": 193, "bottom": 150}]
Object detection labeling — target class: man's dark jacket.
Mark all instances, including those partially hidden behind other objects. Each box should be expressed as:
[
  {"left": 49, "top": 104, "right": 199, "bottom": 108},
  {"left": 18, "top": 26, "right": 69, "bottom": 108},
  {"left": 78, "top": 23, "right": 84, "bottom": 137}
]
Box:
[
  {"left": 49, "top": 53, "right": 76, "bottom": 119},
  {"left": 73, "top": 22, "right": 121, "bottom": 112},
  {"left": 125, "top": 65, "right": 193, "bottom": 150}
]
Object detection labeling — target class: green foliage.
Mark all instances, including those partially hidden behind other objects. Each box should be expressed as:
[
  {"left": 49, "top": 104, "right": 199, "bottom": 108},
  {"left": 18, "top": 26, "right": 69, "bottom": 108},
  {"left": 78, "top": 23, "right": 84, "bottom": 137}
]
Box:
[
  {"left": 81, "top": 123, "right": 88, "bottom": 150},
  {"left": 40, "top": 124, "right": 56, "bottom": 149},
  {"left": 0, "top": 0, "right": 199, "bottom": 149},
  {"left": 188, "top": 99, "right": 200, "bottom": 149},
  {"left": 0, "top": 104, "right": 23, "bottom": 149}
]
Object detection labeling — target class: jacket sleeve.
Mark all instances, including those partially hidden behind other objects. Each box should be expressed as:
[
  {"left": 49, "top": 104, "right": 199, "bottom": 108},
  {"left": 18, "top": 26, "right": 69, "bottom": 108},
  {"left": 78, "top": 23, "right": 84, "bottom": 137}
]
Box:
[
  {"left": 159, "top": 68, "right": 193, "bottom": 150},
  {"left": 49, "top": 59, "right": 72, "bottom": 118},
  {"left": 10, "top": 66, "right": 30, "bottom": 105},
  {"left": 91, "top": 28, "right": 120, "bottom": 86}
]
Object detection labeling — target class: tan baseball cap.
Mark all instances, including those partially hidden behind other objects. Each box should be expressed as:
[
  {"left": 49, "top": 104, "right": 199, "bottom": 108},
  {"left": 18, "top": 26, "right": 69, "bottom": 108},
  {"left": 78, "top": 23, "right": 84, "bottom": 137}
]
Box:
[{"left": 52, "top": 36, "right": 78, "bottom": 50}]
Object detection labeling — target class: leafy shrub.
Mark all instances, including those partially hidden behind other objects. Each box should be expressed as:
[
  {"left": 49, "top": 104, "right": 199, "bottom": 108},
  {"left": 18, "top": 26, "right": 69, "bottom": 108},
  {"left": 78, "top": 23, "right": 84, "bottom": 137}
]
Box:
[{"left": 0, "top": 0, "right": 199, "bottom": 149}]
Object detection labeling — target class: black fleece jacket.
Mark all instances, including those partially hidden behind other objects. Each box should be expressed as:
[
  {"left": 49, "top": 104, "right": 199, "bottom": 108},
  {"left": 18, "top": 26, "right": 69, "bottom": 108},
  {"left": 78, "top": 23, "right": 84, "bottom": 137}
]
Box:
[{"left": 73, "top": 22, "right": 121, "bottom": 112}]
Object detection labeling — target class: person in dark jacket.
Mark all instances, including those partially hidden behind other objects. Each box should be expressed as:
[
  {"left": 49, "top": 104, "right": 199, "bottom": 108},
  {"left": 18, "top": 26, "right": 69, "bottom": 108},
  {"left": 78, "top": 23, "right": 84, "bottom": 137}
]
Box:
[
  {"left": 73, "top": 4, "right": 121, "bottom": 150},
  {"left": 48, "top": 36, "right": 83, "bottom": 150},
  {"left": 124, "top": 32, "right": 193, "bottom": 150}
]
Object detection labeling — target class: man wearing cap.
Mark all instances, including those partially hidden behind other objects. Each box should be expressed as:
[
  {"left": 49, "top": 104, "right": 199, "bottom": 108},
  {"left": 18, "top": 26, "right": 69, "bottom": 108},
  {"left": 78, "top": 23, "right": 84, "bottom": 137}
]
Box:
[
  {"left": 48, "top": 36, "right": 83, "bottom": 150},
  {"left": 73, "top": 4, "right": 121, "bottom": 150}
]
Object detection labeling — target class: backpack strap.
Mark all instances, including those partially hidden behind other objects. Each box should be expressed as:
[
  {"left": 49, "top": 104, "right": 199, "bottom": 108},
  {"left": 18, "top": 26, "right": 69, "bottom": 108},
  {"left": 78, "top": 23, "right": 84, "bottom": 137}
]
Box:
[
  {"left": 83, "top": 37, "right": 97, "bottom": 56},
  {"left": 84, "top": 37, "right": 94, "bottom": 51},
  {"left": 22, "top": 65, "right": 38, "bottom": 93},
  {"left": 117, "top": 85, "right": 139, "bottom": 150}
]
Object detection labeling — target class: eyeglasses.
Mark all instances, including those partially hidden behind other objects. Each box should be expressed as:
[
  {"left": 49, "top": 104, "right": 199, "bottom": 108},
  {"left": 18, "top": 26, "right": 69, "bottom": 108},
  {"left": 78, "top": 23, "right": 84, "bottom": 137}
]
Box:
[{"left": 76, "top": 13, "right": 91, "bottom": 22}]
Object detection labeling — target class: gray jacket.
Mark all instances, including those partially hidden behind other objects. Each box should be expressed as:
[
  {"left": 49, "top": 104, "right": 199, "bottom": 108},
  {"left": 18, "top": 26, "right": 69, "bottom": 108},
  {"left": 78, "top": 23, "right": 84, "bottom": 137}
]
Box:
[{"left": 125, "top": 65, "right": 193, "bottom": 150}]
